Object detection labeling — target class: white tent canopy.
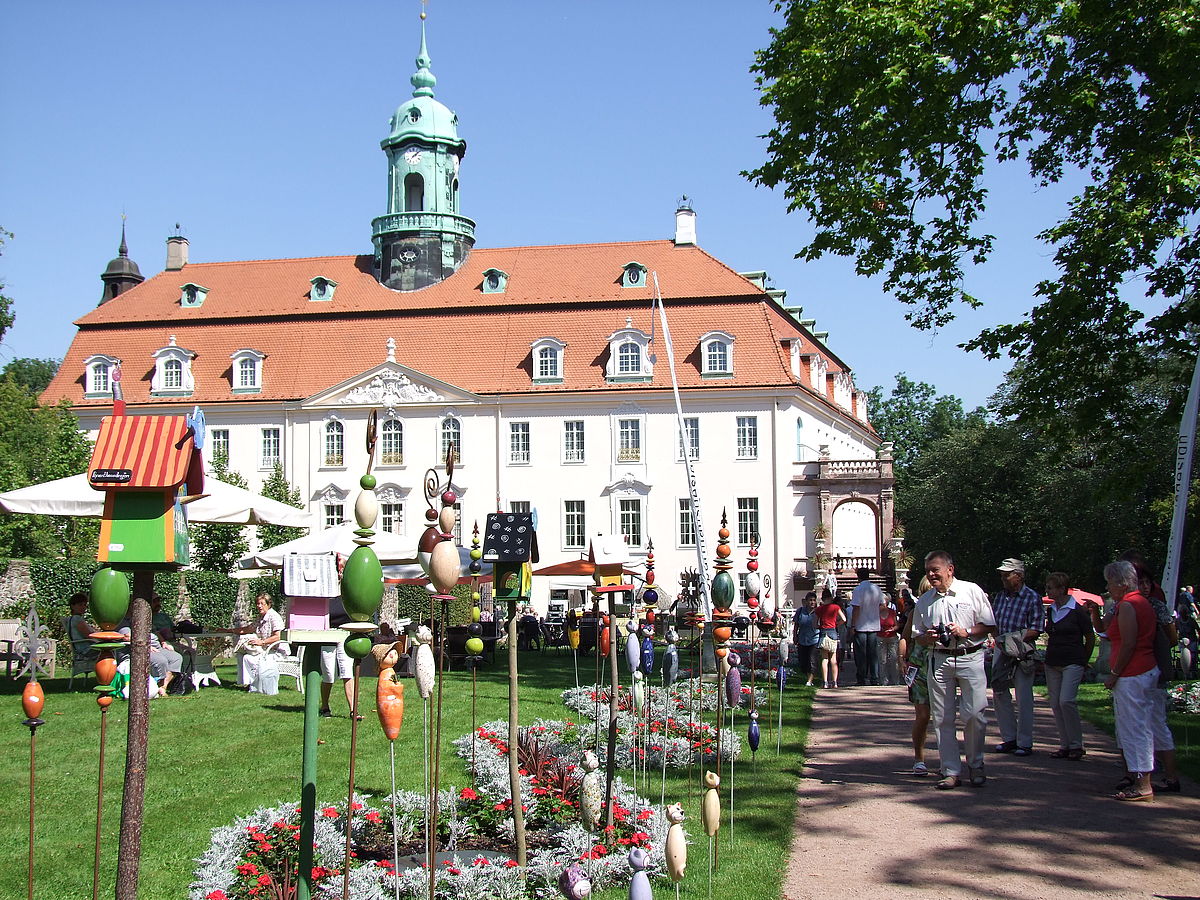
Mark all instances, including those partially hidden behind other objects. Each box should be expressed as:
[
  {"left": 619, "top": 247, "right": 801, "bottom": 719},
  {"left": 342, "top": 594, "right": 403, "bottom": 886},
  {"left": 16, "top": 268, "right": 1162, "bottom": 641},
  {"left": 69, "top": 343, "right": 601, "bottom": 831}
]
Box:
[
  {"left": 238, "top": 522, "right": 417, "bottom": 571},
  {"left": 0, "top": 471, "right": 315, "bottom": 527}
]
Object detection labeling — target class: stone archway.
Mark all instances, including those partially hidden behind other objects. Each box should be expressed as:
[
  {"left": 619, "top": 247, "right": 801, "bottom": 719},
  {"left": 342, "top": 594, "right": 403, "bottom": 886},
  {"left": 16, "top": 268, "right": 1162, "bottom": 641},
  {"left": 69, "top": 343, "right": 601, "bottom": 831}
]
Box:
[{"left": 831, "top": 497, "right": 880, "bottom": 571}]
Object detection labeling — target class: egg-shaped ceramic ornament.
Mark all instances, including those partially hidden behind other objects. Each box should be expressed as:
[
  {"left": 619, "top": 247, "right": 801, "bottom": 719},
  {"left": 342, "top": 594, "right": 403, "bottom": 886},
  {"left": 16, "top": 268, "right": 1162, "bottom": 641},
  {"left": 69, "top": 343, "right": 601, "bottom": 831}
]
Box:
[
  {"left": 342, "top": 546, "right": 383, "bottom": 622},
  {"left": 747, "top": 710, "right": 761, "bottom": 753},
  {"left": 701, "top": 771, "right": 721, "bottom": 837},
  {"left": 415, "top": 625, "right": 436, "bottom": 700},
  {"left": 725, "top": 655, "right": 743, "bottom": 706},
  {"left": 89, "top": 567, "right": 131, "bottom": 630}
]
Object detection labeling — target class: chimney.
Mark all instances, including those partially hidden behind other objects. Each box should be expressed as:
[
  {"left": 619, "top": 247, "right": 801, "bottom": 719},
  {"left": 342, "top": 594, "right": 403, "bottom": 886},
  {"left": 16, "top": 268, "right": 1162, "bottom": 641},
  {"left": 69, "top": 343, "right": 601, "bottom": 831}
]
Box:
[
  {"left": 165, "top": 224, "right": 189, "bottom": 271},
  {"left": 674, "top": 195, "right": 696, "bottom": 246}
]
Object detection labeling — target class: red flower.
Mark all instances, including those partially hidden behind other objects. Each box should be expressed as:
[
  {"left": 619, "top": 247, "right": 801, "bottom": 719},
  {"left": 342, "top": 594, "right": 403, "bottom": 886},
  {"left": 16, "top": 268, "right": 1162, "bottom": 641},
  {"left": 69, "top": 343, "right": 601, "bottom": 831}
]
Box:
[
  {"left": 472, "top": 856, "right": 490, "bottom": 866},
  {"left": 236, "top": 863, "right": 259, "bottom": 876},
  {"left": 636, "top": 809, "right": 653, "bottom": 821},
  {"left": 351, "top": 802, "right": 363, "bottom": 811},
  {"left": 321, "top": 807, "right": 339, "bottom": 818},
  {"left": 447, "top": 866, "right": 461, "bottom": 875},
  {"left": 504, "top": 860, "right": 520, "bottom": 868},
  {"left": 257, "top": 874, "right": 271, "bottom": 885},
  {"left": 205, "top": 892, "right": 228, "bottom": 900},
  {"left": 460, "top": 787, "right": 479, "bottom": 801}
]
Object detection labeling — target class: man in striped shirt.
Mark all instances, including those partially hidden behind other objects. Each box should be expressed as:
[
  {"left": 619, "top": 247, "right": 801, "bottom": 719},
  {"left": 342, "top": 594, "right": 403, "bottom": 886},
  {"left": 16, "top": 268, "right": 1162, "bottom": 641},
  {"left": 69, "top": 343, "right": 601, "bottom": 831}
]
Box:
[{"left": 991, "top": 558, "right": 1042, "bottom": 756}]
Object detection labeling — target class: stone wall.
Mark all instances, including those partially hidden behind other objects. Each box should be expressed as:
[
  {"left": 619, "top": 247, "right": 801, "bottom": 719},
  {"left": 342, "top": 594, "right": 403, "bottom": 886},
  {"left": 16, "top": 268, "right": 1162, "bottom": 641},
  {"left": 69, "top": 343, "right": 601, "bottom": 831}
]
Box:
[{"left": 0, "top": 559, "right": 36, "bottom": 618}]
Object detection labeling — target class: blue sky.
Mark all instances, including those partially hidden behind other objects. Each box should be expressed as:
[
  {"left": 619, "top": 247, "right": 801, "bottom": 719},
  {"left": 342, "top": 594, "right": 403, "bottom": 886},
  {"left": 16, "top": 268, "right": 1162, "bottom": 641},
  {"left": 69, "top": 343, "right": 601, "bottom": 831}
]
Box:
[{"left": 1, "top": 1, "right": 1091, "bottom": 410}]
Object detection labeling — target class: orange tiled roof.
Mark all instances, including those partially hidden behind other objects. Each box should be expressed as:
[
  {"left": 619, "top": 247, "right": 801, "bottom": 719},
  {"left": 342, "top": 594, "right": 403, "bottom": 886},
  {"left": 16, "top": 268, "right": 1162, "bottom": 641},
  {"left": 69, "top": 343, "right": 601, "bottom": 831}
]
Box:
[{"left": 45, "top": 240, "right": 860, "bottom": 422}]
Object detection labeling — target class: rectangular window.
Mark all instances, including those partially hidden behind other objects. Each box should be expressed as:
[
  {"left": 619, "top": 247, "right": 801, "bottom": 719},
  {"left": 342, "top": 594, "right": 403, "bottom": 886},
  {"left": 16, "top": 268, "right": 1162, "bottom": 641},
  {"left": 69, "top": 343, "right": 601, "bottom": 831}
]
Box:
[
  {"left": 92, "top": 365, "right": 110, "bottom": 394},
  {"left": 739, "top": 572, "right": 749, "bottom": 604},
  {"left": 238, "top": 358, "right": 257, "bottom": 388},
  {"left": 736, "top": 416, "right": 758, "bottom": 459},
  {"left": 564, "top": 500, "right": 586, "bottom": 549},
  {"left": 563, "top": 421, "right": 585, "bottom": 463},
  {"left": 678, "top": 417, "right": 700, "bottom": 460},
  {"left": 618, "top": 418, "right": 641, "bottom": 462},
  {"left": 261, "top": 428, "right": 281, "bottom": 469},
  {"left": 381, "top": 502, "right": 404, "bottom": 535},
  {"left": 737, "top": 497, "right": 759, "bottom": 546},
  {"left": 452, "top": 501, "right": 462, "bottom": 544},
  {"left": 678, "top": 499, "right": 695, "bottom": 547},
  {"left": 509, "top": 422, "right": 530, "bottom": 464},
  {"left": 619, "top": 498, "right": 642, "bottom": 547},
  {"left": 210, "top": 429, "right": 230, "bottom": 465},
  {"left": 324, "top": 503, "right": 344, "bottom": 529},
  {"left": 510, "top": 501, "right": 531, "bottom": 513}
]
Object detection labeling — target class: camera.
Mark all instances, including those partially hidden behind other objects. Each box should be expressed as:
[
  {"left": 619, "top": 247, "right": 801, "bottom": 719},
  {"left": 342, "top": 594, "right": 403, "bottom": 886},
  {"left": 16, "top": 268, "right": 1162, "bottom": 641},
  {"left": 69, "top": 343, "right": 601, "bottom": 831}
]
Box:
[{"left": 933, "top": 623, "right": 954, "bottom": 647}]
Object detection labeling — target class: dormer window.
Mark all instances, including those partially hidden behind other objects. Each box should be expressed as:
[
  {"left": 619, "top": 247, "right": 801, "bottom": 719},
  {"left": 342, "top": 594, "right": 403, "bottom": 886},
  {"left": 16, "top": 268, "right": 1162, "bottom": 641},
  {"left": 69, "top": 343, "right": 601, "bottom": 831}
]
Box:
[
  {"left": 151, "top": 338, "right": 195, "bottom": 395},
  {"left": 482, "top": 268, "right": 509, "bottom": 294},
  {"left": 621, "top": 262, "right": 648, "bottom": 288},
  {"left": 83, "top": 354, "right": 120, "bottom": 397},
  {"left": 606, "top": 324, "right": 653, "bottom": 382},
  {"left": 231, "top": 349, "right": 265, "bottom": 393},
  {"left": 310, "top": 277, "right": 338, "bottom": 302},
  {"left": 179, "top": 283, "right": 208, "bottom": 308},
  {"left": 699, "top": 331, "right": 734, "bottom": 377},
  {"left": 532, "top": 337, "right": 566, "bottom": 383}
]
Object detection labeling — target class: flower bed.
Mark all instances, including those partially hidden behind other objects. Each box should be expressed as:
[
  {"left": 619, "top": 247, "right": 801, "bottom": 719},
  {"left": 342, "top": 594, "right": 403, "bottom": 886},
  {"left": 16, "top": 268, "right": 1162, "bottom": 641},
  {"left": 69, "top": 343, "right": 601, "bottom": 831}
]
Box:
[{"left": 1168, "top": 681, "right": 1200, "bottom": 714}]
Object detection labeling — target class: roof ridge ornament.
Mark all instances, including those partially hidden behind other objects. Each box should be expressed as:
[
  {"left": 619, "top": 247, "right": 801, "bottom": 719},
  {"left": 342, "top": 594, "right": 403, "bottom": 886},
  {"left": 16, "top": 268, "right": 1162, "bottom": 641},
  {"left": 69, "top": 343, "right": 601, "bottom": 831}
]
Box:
[{"left": 411, "top": 9, "right": 436, "bottom": 98}]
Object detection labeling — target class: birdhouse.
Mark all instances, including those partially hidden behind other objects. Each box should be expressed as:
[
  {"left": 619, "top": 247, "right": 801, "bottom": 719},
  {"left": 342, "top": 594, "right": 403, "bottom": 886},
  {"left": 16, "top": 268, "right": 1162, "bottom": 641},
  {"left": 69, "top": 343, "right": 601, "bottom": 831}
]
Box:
[
  {"left": 588, "top": 534, "right": 632, "bottom": 589},
  {"left": 482, "top": 512, "right": 539, "bottom": 603},
  {"left": 88, "top": 415, "right": 202, "bottom": 567},
  {"left": 282, "top": 554, "right": 340, "bottom": 631}
]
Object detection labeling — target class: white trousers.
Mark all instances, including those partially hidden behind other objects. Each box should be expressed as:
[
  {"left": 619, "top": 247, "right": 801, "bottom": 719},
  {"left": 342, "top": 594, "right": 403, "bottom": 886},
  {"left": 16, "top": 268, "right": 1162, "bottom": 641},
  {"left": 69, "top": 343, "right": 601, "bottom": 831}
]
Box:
[
  {"left": 1112, "top": 668, "right": 1161, "bottom": 774},
  {"left": 928, "top": 650, "right": 988, "bottom": 777}
]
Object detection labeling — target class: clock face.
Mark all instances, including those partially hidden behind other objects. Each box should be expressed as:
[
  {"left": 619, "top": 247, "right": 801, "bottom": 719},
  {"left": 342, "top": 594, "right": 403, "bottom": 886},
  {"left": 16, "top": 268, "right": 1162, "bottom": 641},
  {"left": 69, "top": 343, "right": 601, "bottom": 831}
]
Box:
[{"left": 403, "top": 148, "right": 422, "bottom": 166}]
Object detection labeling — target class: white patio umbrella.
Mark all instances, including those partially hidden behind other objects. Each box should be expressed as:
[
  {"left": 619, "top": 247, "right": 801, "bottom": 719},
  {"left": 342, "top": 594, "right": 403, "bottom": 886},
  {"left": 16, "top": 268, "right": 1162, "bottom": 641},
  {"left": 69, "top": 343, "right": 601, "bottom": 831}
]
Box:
[
  {"left": 237, "top": 522, "right": 417, "bottom": 571},
  {"left": 0, "top": 471, "right": 315, "bottom": 527}
]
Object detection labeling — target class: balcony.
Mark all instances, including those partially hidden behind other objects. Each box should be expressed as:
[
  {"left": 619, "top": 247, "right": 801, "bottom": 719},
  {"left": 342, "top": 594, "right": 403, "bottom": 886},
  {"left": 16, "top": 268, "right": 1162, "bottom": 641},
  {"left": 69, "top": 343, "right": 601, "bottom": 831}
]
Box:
[{"left": 372, "top": 211, "right": 476, "bottom": 242}]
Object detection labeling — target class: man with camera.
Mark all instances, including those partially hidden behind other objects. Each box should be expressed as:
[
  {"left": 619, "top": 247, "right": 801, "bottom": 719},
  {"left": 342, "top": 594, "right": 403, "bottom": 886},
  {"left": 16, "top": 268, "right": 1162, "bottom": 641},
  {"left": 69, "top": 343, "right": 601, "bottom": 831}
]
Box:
[{"left": 911, "top": 550, "right": 996, "bottom": 789}]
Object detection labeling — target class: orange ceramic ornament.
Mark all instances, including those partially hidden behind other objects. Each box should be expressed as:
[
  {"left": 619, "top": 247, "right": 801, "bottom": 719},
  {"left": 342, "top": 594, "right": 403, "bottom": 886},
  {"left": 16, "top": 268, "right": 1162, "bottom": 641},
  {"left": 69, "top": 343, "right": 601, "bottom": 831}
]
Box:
[
  {"left": 22, "top": 681, "right": 45, "bottom": 720},
  {"left": 372, "top": 642, "right": 406, "bottom": 741}
]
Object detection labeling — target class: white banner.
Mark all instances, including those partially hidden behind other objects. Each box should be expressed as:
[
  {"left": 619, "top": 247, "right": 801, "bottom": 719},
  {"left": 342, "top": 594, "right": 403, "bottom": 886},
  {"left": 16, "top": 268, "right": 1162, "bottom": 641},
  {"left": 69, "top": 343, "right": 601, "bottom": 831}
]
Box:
[{"left": 1161, "top": 343, "right": 1200, "bottom": 613}]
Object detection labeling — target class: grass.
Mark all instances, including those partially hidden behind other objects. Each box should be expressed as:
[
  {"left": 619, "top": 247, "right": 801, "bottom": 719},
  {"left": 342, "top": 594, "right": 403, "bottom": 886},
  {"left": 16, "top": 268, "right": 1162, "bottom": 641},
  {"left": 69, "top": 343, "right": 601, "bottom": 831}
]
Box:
[
  {"left": 1073, "top": 680, "right": 1200, "bottom": 782},
  {"left": 0, "top": 651, "right": 813, "bottom": 900}
]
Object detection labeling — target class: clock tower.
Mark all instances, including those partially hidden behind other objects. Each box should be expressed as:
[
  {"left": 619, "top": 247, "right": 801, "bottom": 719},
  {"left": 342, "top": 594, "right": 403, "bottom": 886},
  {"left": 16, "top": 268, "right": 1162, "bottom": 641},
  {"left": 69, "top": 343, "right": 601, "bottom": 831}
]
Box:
[{"left": 372, "top": 14, "right": 475, "bottom": 291}]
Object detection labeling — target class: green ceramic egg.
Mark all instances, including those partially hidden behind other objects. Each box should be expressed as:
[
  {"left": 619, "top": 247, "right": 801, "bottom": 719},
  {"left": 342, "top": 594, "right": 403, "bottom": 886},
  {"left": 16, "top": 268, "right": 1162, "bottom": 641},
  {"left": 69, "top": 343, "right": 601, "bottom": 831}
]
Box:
[
  {"left": 344, "top": 633, "right": 373, "bottom": 659},
  {"left": 465, "top": 636, "right": 485, "bottom": 655},
  {"left": 341, "top": 546, "right": 383, "bottom": 621},
  {"left": 90, "top": 567, "right": 131, "bottom": 629}
]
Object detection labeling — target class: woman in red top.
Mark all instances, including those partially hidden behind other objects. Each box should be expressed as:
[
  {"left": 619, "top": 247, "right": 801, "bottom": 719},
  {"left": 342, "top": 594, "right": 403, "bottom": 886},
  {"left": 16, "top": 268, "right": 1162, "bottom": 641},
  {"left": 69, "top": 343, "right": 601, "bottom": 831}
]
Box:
[
  {"left": 1103, "top": 560, "right": 1159, "bottom": 801},
  {"left": 815, "top": 589, "right": 847, "bottom": 689}
]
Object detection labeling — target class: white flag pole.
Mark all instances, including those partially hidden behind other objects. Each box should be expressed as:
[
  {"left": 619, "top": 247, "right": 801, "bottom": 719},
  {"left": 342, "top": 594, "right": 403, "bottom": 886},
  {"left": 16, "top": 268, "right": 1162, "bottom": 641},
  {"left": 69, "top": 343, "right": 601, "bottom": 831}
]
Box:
[
  {"left": 1161, "top": 342, "right": 1200, "bottom": 614},
  {"left": 652, "top": 272, "right": 712, "bottom": 616}
]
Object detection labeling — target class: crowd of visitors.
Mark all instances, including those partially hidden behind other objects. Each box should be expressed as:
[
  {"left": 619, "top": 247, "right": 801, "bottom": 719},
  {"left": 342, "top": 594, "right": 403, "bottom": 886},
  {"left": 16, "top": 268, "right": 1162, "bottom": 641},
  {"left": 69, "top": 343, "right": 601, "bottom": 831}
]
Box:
[{"left": 791, "top": 549, "right": 1190, "bottom": 801}]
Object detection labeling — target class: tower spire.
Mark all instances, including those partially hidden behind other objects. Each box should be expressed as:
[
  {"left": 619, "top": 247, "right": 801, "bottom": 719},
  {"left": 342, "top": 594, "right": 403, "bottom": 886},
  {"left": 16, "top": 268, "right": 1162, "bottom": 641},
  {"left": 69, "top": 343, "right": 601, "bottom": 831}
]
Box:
[{"left": 411, "top": 10, "right": 436, "bottom": 98}]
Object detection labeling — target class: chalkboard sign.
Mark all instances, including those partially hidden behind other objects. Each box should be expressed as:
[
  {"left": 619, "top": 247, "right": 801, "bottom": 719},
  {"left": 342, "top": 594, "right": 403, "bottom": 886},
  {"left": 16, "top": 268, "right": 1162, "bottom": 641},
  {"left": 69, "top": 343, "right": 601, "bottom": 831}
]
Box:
[{"left": 482, "top": 512, "right": 539, "bottom": 563}]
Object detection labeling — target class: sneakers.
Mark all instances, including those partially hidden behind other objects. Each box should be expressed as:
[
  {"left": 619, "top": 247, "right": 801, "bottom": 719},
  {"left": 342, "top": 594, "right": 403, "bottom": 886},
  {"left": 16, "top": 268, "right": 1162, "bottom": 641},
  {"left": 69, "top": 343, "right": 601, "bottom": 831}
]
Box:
[
  {"left": 911, "top": 761, "right": 929, "bottom": 777},
  {"left": 319, "top": 707, "right": 333, "bottom": 718}
]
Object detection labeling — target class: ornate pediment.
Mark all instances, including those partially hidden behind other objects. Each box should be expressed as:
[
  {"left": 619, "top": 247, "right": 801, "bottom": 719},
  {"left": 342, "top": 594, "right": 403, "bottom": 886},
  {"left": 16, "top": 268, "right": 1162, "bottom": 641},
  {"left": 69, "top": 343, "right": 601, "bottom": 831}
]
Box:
[{"left": 342, "top": 370, "right": 442, "bottom": 406}]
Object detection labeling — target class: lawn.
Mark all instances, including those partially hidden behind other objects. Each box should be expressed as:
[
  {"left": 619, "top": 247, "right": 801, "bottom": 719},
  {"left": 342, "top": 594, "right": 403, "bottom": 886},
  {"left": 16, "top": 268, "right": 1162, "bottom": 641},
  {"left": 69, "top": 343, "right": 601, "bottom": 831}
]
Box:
[
  {"left": 0, "top": 651, "right": 813, "bottom": 899},
  {"left": 1074, "top": 680, "right": 1200, "bottom": 782}
]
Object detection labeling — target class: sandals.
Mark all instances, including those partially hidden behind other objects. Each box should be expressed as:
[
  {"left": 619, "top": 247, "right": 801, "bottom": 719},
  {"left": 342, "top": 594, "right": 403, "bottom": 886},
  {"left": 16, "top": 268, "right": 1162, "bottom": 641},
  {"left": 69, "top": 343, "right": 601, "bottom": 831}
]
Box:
[
  {"left": 1114, "top": 788, "right": 1154, "bottom": 802},
  {"left": 1156, "top": 778, "right": 1181, "bottom": 793},
  {"left": 911, "top": 761, "right": 928, "bottom": 777},
  {"left": 1051, "top": 748, "right": 1086, "bottom": 760},
  {"left": 935, "top": 775, "right": 961, "bottom": 790}
]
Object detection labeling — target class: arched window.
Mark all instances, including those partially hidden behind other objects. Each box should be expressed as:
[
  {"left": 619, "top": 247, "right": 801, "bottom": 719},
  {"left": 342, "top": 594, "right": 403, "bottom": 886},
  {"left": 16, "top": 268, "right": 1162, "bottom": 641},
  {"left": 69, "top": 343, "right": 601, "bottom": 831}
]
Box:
[
  {"left": 164, "top": 358, "right": 183, "bottom": 389},
  {"left": 381, "top": 419, "right": 404, "bottom": 466},
  {"left": 90, "top": 363, "right": 110, "bottom": 394},
  {"left": 404, "top": 173, "right": 424, "bottom": 212},
  {"left": 238, "top": 357, "right": 256, "bottom": 388},
  {"left": 324, "top": 420, "right": 344, "bottom": 467},
  {"left": 538, "top": 346, "right": 559, "bottom": 379},
  {"left": 796, "top": 417, "right": 804, "bottom": 462},
  {"left": 706, "top": 341, "right": 728, "bottom": 373},
  {"left": 617, "top": 342, "right": 641, "bottom": 375},
  {"left": 441, "top": 417, "right": 461, "bottom": 465}
]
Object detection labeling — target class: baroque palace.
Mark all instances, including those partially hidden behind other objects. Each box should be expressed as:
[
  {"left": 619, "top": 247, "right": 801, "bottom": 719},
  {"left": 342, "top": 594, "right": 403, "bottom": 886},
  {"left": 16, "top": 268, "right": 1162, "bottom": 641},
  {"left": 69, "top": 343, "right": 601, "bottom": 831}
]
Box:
[{"left": 42, "top": 22, "right": 895, "bottom": 613}]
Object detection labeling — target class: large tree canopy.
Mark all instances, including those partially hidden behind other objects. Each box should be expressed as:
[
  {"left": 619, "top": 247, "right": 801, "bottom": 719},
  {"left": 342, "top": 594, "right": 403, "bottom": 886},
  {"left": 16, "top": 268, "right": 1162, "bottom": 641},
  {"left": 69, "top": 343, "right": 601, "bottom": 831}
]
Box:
[{"left": 750, "top": 0, "right": 1200, "bottom": 427}]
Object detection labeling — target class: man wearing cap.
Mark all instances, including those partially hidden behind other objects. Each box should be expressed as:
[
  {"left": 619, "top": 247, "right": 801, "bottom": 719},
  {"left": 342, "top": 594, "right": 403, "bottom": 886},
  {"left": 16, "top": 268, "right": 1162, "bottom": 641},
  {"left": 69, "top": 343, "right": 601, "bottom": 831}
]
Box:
[
  {"left": 991, "top": 558, "right": 1042, "bottom": 756},
  {"left": 912, "top": 550, "right": 996, "bottom": 789}
]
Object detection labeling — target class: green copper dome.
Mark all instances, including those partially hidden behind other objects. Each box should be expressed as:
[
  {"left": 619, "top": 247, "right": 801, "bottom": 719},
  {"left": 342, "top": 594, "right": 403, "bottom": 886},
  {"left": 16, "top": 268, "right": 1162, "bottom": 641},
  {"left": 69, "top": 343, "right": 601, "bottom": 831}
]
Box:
[{"left": 383, "top": 20, "right": 464, "bottom": 151}]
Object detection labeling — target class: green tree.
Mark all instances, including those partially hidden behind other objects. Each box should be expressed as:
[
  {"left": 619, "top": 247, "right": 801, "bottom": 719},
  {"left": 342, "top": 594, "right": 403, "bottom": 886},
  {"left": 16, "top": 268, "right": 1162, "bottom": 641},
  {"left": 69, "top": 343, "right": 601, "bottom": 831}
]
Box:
[
  {"left": 0, "top": 228, "right": 14, "bottom": 346},
  {"left": 2, "top": 358, "right": 59, "bottom": 393},
  {"left": 189, "top": 457, "right": 250, "bottom": 574},
  {"left": 258, "top": 462, "right": 305, "bottom": 550},
  {"left": 0, "top": 380, "right": 95, "bottom": 558},
  {"left": 866, "top": 374, "right": 986, "bottom": 483},
  {"left": 749, "top": 0, "right": 1200, "bottom": 429}
]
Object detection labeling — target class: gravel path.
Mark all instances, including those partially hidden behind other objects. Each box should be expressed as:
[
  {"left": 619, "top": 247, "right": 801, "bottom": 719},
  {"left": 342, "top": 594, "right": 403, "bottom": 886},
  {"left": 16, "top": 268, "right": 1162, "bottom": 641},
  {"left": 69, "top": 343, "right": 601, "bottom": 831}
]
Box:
[{"left": 782, "top": 682, "right": 1200, "bottom": 900}]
